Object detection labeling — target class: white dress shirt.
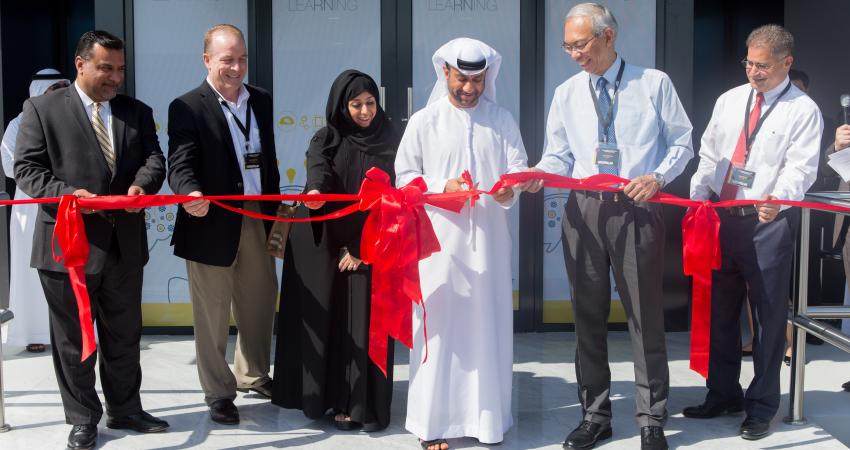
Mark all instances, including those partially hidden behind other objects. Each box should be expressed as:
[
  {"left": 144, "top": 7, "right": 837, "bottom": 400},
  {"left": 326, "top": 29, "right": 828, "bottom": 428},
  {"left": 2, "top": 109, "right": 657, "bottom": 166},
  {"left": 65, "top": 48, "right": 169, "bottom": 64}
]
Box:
[
  {"left": 690, "top": 77, "right": 823, "bottom": 203},
  {"left": 536, "top": 56, "right": 694, "bottom": 182},
  {"left": 75, "top": 81, "right": 115, "bottom": 151},
  {"left": 206, "top": 79, "right": 263, "bottom": 196}
]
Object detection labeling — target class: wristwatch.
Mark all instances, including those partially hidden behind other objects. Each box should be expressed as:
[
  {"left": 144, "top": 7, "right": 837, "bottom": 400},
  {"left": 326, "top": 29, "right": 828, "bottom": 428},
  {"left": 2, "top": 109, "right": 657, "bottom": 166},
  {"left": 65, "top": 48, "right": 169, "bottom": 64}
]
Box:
[{"left": 651, "top": 172, "right": 665, "bottom": 188}]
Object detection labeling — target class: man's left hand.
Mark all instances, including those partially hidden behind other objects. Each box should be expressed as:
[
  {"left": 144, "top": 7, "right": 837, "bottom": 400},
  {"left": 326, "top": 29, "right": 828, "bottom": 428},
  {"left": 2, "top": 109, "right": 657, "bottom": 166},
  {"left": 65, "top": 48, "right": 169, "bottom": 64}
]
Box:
[
  {"left": 125, "top": 185, "right": 145, "bottom": 213},
  {"left": 757, "top": 194, "right": 780, "bottom": 223},
  {"left": 624, "top": 175, "right": 661, "bottom": 202},
  {"left": 492, "top": 186, "right": 514, "bottom": 203}
]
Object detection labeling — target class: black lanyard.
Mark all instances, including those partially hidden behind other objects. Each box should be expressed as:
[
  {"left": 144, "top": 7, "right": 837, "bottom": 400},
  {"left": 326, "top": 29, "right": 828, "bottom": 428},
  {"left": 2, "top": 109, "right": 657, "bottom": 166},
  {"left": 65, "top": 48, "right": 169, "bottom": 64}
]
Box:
[
  {"left": 742, "top": 82, "right": 791, "bottom": 163},
  {"left": 588, "top": 59, "right": 626, "bottom": 143},
  {"left": 220, "top": 97, "right": 253, "bottom": 152}
]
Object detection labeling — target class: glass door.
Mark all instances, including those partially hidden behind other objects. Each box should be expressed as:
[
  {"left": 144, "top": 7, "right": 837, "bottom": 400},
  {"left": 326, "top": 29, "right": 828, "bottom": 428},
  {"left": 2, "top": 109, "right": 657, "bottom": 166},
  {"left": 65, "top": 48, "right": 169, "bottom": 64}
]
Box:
[
  {"left": 409, "top": 0, "right": 524, "bottom": 316},
  {"left": 272, "top": 0, "right": 383, "bottom": 195}
]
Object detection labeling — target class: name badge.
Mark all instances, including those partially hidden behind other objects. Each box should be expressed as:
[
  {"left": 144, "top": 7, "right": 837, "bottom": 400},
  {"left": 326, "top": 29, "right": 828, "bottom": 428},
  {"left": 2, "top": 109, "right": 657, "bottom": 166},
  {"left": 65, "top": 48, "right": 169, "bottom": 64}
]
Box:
[
  {"left": 244, "top": 152, "right": 262, "bottom": 170},
  {"left": 595, "top": 142, "right": 620, "bottom": 167},
  {"left": 729, "top": 167, "right": 756, "bottom": 188}
]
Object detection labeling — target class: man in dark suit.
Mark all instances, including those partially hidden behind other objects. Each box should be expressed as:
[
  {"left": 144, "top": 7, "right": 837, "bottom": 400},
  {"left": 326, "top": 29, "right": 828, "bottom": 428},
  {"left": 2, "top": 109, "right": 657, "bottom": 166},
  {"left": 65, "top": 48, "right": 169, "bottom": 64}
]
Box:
[
  {"left": 14, "top": 30, "right": 168, "bottom": 449},
  {"left": 167, "top": 24, "right": 280, "bottom": 425}
]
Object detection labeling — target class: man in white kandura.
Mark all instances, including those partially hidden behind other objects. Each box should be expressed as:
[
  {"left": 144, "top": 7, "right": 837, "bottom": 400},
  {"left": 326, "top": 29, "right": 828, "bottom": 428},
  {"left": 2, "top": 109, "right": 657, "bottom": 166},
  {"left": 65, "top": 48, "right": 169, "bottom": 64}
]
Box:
[
  {"left": 1, "top": 68, "right": 69, "bottom": 352},
  {"left": 395, "top": 37, "right": 528, "bottom": 450}
]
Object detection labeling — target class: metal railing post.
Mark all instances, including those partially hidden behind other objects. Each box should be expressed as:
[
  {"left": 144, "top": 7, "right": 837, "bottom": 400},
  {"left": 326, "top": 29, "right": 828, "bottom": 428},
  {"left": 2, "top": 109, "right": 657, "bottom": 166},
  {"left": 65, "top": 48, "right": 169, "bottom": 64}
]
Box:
[
  {"left": 785, "top": 208, "right": 810, "bottom": 425},
  {"left": 0, "top": 308, "right": 13, "bottom": 432}
]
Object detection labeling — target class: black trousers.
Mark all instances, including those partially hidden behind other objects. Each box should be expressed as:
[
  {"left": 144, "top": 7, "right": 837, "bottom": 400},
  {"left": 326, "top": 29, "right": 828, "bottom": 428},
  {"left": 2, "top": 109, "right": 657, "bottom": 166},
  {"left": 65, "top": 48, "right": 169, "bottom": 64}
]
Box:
[
  {"left": 38, "top": 234, "right": 144, "bottom": 425},
  {"left": 706, "top": 209, "right": 797, "bottom": 421}
]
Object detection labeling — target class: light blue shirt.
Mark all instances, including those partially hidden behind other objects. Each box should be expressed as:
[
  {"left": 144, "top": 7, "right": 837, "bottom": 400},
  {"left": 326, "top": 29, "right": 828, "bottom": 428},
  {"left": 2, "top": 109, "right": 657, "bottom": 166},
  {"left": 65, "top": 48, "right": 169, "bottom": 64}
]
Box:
[{"left": 536, "top": 56, "right": 694, "bottom": 183}]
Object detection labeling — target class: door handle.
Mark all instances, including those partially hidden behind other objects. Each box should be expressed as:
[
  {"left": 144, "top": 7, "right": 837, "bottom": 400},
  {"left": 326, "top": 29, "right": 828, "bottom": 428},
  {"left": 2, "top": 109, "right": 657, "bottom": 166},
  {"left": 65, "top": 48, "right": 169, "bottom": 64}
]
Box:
[
  {"left": 379, "top": 86, "right": 386, "bottom": 112},
  {"left": 401, "top": 87, "right": 412, "bottom": 122}
]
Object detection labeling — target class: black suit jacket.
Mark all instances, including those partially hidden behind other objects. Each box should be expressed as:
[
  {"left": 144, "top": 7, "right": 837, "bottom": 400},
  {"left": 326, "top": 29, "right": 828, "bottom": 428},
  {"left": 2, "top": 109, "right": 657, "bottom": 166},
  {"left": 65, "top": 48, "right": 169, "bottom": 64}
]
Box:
[
  {"left": 167, "top": 81, "right": 280, "bottom": 266},
  {"left": 14, "top": 85, "right": 166, "bottom": 273}
]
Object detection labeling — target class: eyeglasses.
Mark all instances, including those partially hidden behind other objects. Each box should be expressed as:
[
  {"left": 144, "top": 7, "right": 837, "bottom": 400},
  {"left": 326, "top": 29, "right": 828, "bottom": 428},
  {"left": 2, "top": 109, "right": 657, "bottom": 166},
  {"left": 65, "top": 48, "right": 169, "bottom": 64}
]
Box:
[
  {"left": 740, "top": 59, "right": 773, "bottom": 72},
  {"left": 562, "top": 34, "right": 599, "bottom": 54}
]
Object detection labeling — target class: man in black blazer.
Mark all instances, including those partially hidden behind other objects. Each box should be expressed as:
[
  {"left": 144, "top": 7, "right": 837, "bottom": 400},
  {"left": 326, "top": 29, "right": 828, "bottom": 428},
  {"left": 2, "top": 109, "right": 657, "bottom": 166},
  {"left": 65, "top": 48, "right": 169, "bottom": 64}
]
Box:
[
  {"left": 167, "top": 24, "right": 280, "bottom": 425},
  {"left": 14, "top": 30, "right": 168, "bottom": 449}
]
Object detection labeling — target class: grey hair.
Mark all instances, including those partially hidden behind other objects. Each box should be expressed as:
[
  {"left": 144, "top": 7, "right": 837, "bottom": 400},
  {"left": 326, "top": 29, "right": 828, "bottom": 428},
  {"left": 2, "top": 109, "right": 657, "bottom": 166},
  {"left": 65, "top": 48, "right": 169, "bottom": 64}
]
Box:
[
  {"left": 746, "top": 24, "right": 794, "bottom": 58},
  {"left": 565, "top": 2, "right": 618, "bottom": 39}
]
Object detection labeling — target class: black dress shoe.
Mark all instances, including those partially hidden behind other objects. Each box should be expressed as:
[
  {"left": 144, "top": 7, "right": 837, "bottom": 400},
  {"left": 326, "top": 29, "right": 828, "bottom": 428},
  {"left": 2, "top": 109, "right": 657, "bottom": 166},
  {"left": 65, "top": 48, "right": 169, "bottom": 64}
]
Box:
[
  {"left": 563, "top": 420, "right": 612, "bottom": 449},
  {"left": 640, "top": 426, "right": 668, "bottom": 450},
  {"left": 682, "top": 399, "right": 743, "bottom": 418},
  {"left": 67, "top": 424, "right": 97, "bottom": 450},
  {"left": 107, "top": 410, "right": 170, "bottom": 433},
  {"left": 740, "top": 416, "right": 770, "bottom": 440},
  {"left": 237, "top": 380, "right": 273, "bottom": 399},
  {"left": 209, "top": 399, "right": 240, "bottom": 425}
]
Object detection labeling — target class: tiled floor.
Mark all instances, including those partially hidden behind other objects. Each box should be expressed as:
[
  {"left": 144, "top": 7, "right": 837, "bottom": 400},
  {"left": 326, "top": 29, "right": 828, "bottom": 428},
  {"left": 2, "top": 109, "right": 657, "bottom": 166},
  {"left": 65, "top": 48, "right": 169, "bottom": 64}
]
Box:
[{"left": 1, "top": 332, "right": 848, "bottom": 449}]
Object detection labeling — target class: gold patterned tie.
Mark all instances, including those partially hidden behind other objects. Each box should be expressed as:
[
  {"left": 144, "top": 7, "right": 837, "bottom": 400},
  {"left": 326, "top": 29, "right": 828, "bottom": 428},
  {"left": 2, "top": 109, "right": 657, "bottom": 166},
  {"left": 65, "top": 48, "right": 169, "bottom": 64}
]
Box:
[{"left": 91, "top": 102, "right": 115, "bottom": 173}]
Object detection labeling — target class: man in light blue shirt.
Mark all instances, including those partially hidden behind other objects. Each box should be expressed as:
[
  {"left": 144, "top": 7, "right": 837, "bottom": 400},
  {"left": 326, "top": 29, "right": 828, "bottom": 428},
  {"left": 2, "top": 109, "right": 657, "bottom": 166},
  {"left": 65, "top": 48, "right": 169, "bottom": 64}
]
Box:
[{"left": 525, "top": 3, "right": 693, "bottom": 450}]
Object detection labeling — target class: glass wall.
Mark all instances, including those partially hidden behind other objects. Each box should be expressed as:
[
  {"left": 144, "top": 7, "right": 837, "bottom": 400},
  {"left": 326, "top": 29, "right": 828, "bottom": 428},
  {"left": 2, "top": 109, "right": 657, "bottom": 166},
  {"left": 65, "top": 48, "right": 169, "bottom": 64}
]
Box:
[{"left": 134, "top": 0, "right": 249, "bottom": 321}]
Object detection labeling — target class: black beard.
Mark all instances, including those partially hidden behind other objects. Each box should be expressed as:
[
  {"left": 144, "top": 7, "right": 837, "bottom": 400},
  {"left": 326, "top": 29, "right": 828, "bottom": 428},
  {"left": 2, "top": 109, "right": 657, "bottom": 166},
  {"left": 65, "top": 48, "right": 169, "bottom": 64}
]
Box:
[{"left": 450, "top": 89, "right": 481, "bottom": 107}]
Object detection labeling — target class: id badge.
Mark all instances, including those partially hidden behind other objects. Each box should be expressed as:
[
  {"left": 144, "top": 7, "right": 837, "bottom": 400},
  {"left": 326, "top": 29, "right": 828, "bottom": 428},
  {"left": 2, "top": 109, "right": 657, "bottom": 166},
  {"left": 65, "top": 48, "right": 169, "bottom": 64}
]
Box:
[
  {"left": 595, "top": 142, "right": 620, "bottom": 168},
  {"left": 729, "top": 167, "right": 756, "bottom": 188},
  {"left": 244, "top": 152, "right": 262, "bottom": 170}
]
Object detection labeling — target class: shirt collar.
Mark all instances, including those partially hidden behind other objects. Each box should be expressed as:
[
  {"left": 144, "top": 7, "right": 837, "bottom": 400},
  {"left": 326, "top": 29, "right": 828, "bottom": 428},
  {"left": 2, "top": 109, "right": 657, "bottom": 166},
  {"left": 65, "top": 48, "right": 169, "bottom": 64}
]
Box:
[
  {"left": 589, "top": 55, "right": 623, "bottom": 88},
  {"left": 758, "top": 76, "right": 790, "bottom": 105},
  {"left": 206, "top": 78, "right": 249, "bottom": 108},
  {"left": 74, "top": 81, "right": 109, "bottom": 111}
]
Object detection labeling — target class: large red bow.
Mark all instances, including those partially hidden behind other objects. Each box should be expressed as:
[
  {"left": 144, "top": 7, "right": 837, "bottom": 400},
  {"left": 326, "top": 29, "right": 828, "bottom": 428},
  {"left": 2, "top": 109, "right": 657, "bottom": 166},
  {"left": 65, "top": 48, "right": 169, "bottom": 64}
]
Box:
[{"left": 357, "top": 167, "right": 467, "bottom": 375}]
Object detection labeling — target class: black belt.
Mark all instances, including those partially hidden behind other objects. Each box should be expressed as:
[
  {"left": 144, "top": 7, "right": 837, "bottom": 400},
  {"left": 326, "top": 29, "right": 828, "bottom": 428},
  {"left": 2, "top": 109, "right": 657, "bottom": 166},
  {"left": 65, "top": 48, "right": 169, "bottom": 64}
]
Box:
[
  {"left": 578, "top": 190, "right": 630, "bottom": 202},
  {"left": 723, "top": 205, "right": 758, "bottom": 217}
]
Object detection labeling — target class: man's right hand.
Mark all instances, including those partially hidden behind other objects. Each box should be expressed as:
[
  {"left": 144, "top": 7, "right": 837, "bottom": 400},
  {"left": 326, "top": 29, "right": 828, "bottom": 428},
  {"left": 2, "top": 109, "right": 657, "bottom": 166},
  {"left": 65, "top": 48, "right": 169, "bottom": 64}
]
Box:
[
  {"left": 443, "top": 177, "right": 468, "bottom": 193},
  {"left": 836, "top": 124, "right": 850, "bottom": 151},
  {"left": 304, "top": 190, "right": 325, "bottom": 210},
  {"left": 183, "top": 191, "right": 210, "bottom": 217},
  {"left": 519, "top": 167, "right": 545, "bottom": 193},
  {"left": 73, "top": 189, "right": 97, "bottom": 214}
]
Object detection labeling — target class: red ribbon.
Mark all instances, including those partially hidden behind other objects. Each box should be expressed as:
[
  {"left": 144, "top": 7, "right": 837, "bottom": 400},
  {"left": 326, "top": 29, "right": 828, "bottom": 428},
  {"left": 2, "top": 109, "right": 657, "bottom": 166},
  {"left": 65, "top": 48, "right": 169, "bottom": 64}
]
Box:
[
  {"left": 501, "top": 171, "right": 850, "bottom": 378},
  {"left": 11, "top": 168, "right": 850, "bottom": 377},
  {"left": 356, "top": 167, "right": 472, "bottom": 375}
]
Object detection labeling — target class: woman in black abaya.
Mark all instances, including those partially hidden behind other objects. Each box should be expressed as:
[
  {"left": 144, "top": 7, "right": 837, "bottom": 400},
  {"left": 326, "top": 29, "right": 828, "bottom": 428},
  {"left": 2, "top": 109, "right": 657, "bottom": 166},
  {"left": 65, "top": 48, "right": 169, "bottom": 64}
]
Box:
[{"left": 271, "top": 70, "right": 398, "bottom": 432}]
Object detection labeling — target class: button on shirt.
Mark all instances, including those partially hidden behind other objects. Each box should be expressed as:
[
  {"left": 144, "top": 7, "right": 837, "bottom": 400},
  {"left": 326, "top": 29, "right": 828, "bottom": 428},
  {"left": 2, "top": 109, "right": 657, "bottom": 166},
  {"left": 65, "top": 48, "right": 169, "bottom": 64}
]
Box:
[
  {"left": 690, "top": 77, "right": 823, "bottom": 203},
  {"left": 206, "top": 79, "right": 263, "bottom": 195},
  {"left": 536, "top": 57, "right": 694, "bottom": 181},
  {"left": 75, "top": 81, "right": 115, "bottom": 156}
]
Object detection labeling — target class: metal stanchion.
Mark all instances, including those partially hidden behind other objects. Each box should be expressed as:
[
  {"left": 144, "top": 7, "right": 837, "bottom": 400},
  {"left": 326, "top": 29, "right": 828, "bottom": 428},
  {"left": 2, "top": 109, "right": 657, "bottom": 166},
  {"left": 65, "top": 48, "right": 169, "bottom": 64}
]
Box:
[
  {"left": 785, "top": 208, "right": 810, "bottom": 425},
  {"left": 0, "top": 308, "right": 14, "bottom": 432}
]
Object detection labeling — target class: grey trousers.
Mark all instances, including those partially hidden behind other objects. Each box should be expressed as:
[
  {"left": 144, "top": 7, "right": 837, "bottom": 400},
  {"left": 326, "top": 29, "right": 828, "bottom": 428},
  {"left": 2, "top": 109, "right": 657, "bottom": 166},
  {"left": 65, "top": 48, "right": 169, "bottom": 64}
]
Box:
[
  {"left": 562, "top": 191, "right": 669, "bottom": 427},
  {"left": 186, "top": 202, "right": 279, "bottom": 405}
]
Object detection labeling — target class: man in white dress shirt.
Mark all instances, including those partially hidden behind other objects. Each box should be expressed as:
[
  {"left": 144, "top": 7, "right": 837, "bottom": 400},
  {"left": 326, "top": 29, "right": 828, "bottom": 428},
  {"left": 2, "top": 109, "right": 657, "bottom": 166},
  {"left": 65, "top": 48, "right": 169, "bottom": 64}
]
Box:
[
  {"left": 685, "top": 24, "right": 822, "bottom": 441},
  {"left": 525, "top": 4, "right": 693, "bottom": 450},
  {"left": 395, "top": 37, "right": 527, "bottom": 450}
]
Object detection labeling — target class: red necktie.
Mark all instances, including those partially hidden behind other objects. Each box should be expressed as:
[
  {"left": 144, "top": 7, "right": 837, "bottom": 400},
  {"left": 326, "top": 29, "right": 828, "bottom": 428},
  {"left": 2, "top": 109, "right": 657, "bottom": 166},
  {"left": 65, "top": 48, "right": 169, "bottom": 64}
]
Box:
[{"left": 719, "top": 92, "right": 764, "bottom": 201}]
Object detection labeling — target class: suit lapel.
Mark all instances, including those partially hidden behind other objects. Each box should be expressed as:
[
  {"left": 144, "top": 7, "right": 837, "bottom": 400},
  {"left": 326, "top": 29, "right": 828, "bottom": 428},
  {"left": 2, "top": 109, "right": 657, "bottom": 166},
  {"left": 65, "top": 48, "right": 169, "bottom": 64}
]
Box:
[
  {"left": 67, "top": 87, "right": 111, "bottom": 175},
  {"left": 199, "top": 82, "right": 239, "bottom": 170},
  {"left": 110, "top": 97, "right": 127, "bottom": 180}
]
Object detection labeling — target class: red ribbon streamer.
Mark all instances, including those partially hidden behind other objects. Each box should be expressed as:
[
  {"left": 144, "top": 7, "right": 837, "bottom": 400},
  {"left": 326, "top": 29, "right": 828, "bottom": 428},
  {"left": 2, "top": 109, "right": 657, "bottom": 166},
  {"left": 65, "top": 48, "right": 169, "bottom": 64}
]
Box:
[
  {"left": 10, "top": 168, "right": 850, "bottom": 378},
  {"left": 500, "top": 172, "right": 850, "bottom": 378}
]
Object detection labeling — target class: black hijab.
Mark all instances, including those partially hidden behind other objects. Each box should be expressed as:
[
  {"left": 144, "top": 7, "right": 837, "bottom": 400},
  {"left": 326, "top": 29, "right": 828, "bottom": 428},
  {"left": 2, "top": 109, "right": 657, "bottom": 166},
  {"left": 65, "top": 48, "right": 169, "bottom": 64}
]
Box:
[
  {"left": 324, "top": 69, "right": 396, "bottom": 157},
  {"left": 306, "top": 70, "right": 398, "bottom": 196}
]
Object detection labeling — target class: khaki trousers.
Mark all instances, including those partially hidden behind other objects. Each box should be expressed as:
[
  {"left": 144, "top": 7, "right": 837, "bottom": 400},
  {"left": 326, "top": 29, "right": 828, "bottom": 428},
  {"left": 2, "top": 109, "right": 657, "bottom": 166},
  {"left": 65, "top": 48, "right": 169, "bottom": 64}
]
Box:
[{"left": 187, "top": 202, "right": 278, "bottom": 404}]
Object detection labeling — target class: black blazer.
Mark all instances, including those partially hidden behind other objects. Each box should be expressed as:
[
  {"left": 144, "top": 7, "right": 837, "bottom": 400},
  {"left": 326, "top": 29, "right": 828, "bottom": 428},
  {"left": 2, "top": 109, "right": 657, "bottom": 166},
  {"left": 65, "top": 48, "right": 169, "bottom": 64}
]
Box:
[
  {"left": 14, "top": 85, "right": 166, "bottom": 273},
  {"left": 167, "top": 81, "right": 280, "bottom": 266}
]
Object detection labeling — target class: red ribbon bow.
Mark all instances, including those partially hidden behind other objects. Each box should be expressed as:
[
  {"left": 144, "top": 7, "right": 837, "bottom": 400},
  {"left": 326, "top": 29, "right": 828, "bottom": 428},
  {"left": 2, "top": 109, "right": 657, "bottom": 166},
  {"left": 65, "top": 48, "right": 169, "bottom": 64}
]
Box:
[{"left": 358, "top": 167, "right": 468, "bottom": 375}]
